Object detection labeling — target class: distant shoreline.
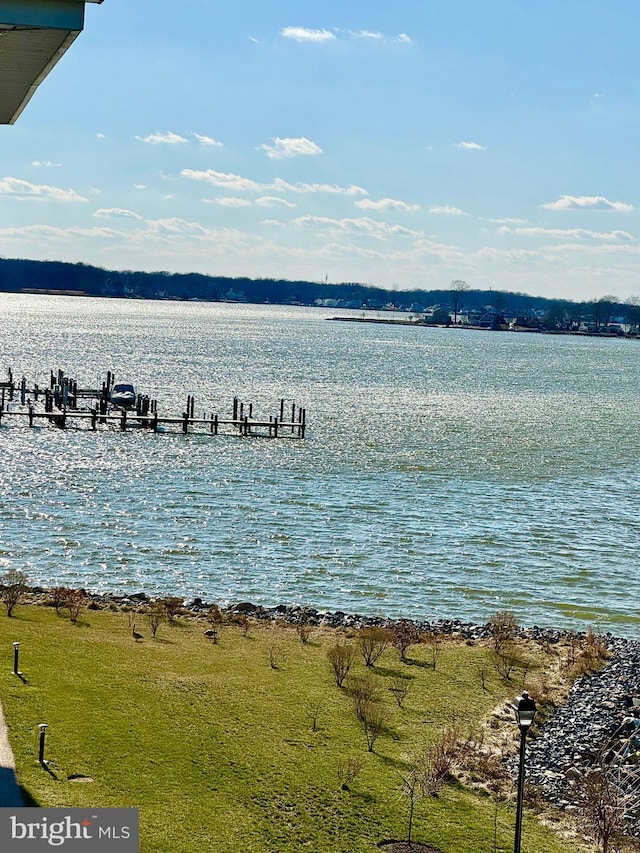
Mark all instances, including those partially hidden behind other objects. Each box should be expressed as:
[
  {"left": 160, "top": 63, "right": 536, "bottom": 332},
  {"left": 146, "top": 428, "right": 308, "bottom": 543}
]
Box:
[{"left": 327, "top": 315, "right": 634, "bottom": 338}]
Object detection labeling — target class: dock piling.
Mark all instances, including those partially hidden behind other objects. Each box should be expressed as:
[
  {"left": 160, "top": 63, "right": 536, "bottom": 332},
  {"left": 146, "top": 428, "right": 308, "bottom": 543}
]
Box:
[{"left": 0, "top": 368, "right": 306, "bottom": 441}]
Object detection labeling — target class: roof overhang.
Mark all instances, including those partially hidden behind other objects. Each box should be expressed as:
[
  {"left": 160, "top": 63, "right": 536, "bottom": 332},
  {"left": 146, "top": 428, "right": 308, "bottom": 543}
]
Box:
[{"left": 0, "top": 1, "right": 103, "bottom": 124}]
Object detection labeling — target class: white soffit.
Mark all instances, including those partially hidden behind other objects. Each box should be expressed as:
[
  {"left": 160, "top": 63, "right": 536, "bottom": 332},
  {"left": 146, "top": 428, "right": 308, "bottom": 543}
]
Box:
[{"left": 0, "top": 0, "right": 103, "bottom": 124}]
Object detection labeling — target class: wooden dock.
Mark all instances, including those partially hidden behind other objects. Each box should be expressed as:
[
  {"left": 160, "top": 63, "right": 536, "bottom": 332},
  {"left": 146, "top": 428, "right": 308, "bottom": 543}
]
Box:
[{"left": 0, "top": 369, "right": 306, "bottom": 439}]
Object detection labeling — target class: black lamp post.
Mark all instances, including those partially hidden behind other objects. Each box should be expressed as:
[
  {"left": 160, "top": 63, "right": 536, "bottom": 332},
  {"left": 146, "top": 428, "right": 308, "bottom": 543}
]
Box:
[
  {"left": 38, "top": 723, "right": 47, "bottom": 765},
  {"left": 513, "top": 690, "right": 536, "bottom": 853}
]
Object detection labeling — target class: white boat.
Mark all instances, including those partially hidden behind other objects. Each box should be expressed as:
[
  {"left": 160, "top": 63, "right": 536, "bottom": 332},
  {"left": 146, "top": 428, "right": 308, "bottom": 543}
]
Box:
[{"left": 109, "top": 382, "right": 136, "bottom": 409}]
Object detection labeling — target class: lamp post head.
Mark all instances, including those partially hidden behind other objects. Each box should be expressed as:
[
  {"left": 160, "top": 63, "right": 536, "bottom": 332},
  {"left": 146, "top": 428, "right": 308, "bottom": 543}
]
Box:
[
  {"left": 38, "top": 723, "right": 47, "bottom": 733},
  {"left": 13, "top": 642, "right": 19, "bottom": 649},
  {"left": 513, "top": 690, "right": 537, "bottom": 732}
]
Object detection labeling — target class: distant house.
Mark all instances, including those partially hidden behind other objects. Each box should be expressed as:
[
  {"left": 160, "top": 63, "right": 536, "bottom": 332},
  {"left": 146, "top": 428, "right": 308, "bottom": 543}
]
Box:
[
  {"left": 477, "top": 313, "right": 508, "bottom": 330},
  {"left": 513, "top": 316, "right": 544, "bottom": 331}
]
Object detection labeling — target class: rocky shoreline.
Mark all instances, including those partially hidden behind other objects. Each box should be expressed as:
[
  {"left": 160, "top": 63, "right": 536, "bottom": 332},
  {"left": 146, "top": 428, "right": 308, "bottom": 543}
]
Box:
[
  {"left": 525, "top": 634, "right": 640, "bottom": 837},
  {"left": 26, "top": 588, "right": 576, "bottom": 641}
]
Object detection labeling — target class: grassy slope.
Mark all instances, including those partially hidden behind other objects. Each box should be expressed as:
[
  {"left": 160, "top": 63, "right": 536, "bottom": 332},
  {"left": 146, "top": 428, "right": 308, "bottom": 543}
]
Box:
[{"left": 0, "top": 606, "right": 584, "bottom": 853}]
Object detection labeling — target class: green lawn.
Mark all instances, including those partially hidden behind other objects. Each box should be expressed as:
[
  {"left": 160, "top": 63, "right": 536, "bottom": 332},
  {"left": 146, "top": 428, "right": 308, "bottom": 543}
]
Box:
[{"left": 0, "top": 605, "right": 585, "bottom": 853}]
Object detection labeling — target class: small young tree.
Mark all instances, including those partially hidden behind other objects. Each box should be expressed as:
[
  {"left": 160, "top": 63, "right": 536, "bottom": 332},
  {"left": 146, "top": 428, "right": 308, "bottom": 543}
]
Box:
[
  {"left": 492, "top": 643, "right": 521, "bottom": 682},
  {"left": 388, "top": 676, "right": 411, "bottom": 708},
  {"left": 399, "top": 736, "right": 457, "bottom": 844},
  {"left": 207, "top": 604, "right": 223, "bottom": 627},
  {"left": 361, "top": 700, "right": 387, "bottom": 752},
  {"left": 296, "top": 618, "right": 313, "bottom": 644},
  {"left": 236, "top": 613, "right": 250, "bottom": 637},
  {"left": 357, "top": 626, "right": 393, "bottom": 667},
  {"left": 267, "top": 639, "right": 287, "bottom": 670},
  {"left": 146, "top": 600, "right": 166, "bottom": 639},
  {"left": 64, "top": 588, "right": 85, "bottom": 624},
  {"left": 305, "top": 701, "right": 322, "bottom": 733},
  {"left": 581, "top": 767, "right": 627, "bottom": 853},
  {"left": 0, "top": 569, "right": 28, "bottom": 617},
  {"left": 392, "top": 620, "right": 421, "bottom": 663},
  {"left": 399, "top": 760, "right": 425, "bottom": 845},
  {"left": 327, "top": 643, "right": 357, "bottom": 687},
  {"left": 349, "top": 674, "right": 382, "bottom": 721},
  {"left": 161, "top": 596, "right": 184, "bottom": 624},
  {"left": 49, "top": 586, "right": 68, "bottom": 615},
  {"left": 422, "top": 630, "right": 440, "bottom": 670},
  {"left": 487, "top": 610, "right": 517, "bottom": 653},
  {"left": 337, "top": 755, "right": 364, "bottom": 790}
]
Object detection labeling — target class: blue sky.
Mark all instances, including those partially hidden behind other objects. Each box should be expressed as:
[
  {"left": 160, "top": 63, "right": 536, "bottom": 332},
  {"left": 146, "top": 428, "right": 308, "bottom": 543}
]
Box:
[{"left": 1, "top": 0, "right": 640, "bottom": 301}]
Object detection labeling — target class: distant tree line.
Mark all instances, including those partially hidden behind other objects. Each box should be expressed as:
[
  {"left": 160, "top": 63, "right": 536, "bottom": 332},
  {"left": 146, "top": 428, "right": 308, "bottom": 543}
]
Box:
[{"left": 0, "top": 257, "right": 638, "bottom": 330}]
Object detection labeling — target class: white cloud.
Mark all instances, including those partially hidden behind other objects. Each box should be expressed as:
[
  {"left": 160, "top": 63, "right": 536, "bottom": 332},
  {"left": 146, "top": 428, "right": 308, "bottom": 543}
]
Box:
[
  {"left": 541, "top": 242, "right": 640, "bottom": 257},
  {"left": 211, "top": 197, "right": 253, "bottom": 207},
  {"left": 499, "top": 225, "right": 635, "bottom": 241},
  {"left": 134, "top": 184, "right": 147, "bottom": 190},
  {"left": 255, "top": 196, "right": 297, "bottom": 208},
  {"left": 288, "top": 214, "right": 421, "bottom": 240},
  {"left": 181, "top": 168, "right": 367, "bottom": 196},
  {"left": 454, "top": 141, "right": 485, "bottom": 151},
  {"left": 356, "top": 197, "right": 419, "bottom": 212},
  {"left": 0, "top": 224, "right": 122, "bottom": 241},
  {"left": 135, "top": 131, "right": 189, "bottom": 145},
  {"left": 358, "top": 198, "right": 419, "bottom": 212},
  {"left": 93, "top": 208, "right": 143, "bottom": 220},
  {"left": 258, "top": 136, "right": 323, "bottom": 159},
  {"left": 182, "top": 169, "right": 262, "bottom": 192},
  {"left": 191, "top": 132, "right": 224, "bottom": 148},
  {"left": 280, "top": 26, "right": 335, "bottom": 43},
  {"left": 542, "top": 195, "right": 634, "bottom": 212},
  {"left": 31, "top": 161, "right": 61, "bottom": 168},
  {"left": 428, "top": 205, "right": 469, "bottom": 216},
  {"left": 143, "top": 218, "right": 208, "bottom": 237},
  {"left": 475, "top": 246, "right": 541, "bottom": 262},
  {"left": 96, "top": 133, "right": 107, "bottom": 140},
  {"left": 349, "top": 30, "right": 383, "bottom": 40},
  {"left": 323, "top": 28, "right": 412, "bottom": 43},
  {"left": 282, "top": 27, "right": 412, "bottom": 45},
  {"left": 0, "top": 177, "right": 87, "bottom": 202},
  {"left": 484, "top": 217, "right": 528, "bottom": 224},
  {"left": 271, "top": 178, "right": 367, "bottom": 196}
]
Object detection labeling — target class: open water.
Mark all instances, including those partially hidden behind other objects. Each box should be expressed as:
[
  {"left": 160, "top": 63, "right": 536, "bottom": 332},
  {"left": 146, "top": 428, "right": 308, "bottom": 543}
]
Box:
[{"left": 1, "top": 293, "right": 639, "bottom": 636}]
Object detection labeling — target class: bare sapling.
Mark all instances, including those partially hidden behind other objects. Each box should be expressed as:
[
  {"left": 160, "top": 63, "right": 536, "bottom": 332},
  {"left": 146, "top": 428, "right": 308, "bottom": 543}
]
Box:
[
  {"left": 388, "top": 676, "right": 411, "bottom": 707},
  {"left": 392, "top": 620, "right": 421, "bottom": 663},
  {"left": 0, "top": 569, "right": 28, "bottom": 617},
  {"left": 357, "top": 626, "right": 392, "bottom": 667},
  {"left": 146, "top": 600, "right": 167, "bottom": 639},
  {"left": 327, "top": 643, "right": 357, "bottom": 687}
]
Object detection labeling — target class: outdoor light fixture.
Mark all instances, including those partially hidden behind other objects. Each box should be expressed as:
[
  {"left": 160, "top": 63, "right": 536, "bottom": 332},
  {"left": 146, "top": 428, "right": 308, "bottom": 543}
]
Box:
[
  {"left": 38, "top": 723, "right": 47, "bottom": 765},
  {"left": 512, "top": 691, "right": 537, "bottom": 853},
  {"left": 12, "top": 641, "right": 19, "bottom": 676}
]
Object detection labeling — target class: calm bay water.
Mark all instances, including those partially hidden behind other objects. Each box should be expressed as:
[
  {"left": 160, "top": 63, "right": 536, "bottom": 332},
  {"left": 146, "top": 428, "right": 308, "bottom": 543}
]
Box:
[{"left": 1, "top": 293, "right": 639, "bottom": 636}]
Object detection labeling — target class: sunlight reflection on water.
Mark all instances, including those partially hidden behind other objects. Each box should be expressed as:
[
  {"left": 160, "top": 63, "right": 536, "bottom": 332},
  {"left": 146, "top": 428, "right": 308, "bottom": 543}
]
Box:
[{"left": 1, "top": 295, "right": 640, "bottom": 635}]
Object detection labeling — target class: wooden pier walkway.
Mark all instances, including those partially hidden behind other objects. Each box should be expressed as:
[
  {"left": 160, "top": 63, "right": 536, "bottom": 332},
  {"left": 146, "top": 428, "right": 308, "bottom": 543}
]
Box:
[{"left": 0, "top": 369, "right": 306, "bottom": 439}]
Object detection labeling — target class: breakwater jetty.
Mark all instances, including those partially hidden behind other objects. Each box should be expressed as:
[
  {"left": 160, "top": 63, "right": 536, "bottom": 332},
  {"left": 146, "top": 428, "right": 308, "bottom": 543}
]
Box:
[{"left": 0, "top": 368, "right": 306, "bottom": 439}]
